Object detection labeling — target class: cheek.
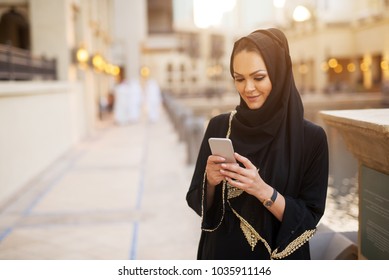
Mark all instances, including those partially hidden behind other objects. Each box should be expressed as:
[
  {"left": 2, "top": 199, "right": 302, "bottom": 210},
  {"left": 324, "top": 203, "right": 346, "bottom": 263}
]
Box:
[
  {"left": 262, "top": 82, "right": 272, "bottom": 96},
  {"left": 234, "top": 82, "right": 244, "bottom": 94}
]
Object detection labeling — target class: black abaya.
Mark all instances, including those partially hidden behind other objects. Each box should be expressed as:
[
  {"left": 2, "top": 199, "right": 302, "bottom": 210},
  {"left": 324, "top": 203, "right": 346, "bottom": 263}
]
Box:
[{"left": 186, "top": 28, "right": 329, "bottom": 260}]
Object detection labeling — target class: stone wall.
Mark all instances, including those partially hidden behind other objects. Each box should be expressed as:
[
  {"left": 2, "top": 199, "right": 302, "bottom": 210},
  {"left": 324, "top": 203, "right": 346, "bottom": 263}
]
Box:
[{"left": 0, "top": 82, "right": 87, "bottom": 207}]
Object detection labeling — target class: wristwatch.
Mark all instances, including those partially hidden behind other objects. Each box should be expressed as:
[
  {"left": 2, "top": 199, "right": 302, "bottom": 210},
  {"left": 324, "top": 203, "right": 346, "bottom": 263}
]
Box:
[{"left": 263, "top": 188, "right": 278, "bottom": 208}]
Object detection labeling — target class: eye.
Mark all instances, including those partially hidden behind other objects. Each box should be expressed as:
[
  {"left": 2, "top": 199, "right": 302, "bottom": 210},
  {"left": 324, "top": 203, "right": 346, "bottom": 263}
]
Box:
[
  {"left": 234, "top": 77, "right": 244, "bottom": 82},
  {"left": 254, "top": 76, "right": 265, "bottom": 81}
]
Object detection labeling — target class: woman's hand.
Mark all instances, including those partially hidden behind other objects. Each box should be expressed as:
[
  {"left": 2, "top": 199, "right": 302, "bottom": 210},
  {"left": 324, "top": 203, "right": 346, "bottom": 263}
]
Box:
[
  {"left": 220, "top": 152, "right": 285, "bottom": 221},
  {"left": 205, "top": 155, "right": 238, "bottom": 209},
  {"left": 219, "top": 152, "right": 270, "bottom": 199},
  {"left": 205, "top": 155, "right": 229, "bottom": 187}
]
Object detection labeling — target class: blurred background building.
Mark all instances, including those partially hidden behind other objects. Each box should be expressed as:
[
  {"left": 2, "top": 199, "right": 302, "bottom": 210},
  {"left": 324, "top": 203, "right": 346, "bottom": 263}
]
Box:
[{"left": 0, "top": 0, "right": 388, "bottom": 258}]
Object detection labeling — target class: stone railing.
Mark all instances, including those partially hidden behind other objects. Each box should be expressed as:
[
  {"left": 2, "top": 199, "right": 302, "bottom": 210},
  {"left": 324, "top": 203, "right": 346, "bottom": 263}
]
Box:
[
  {"left": 321, "top": 108, "right": 389, "bottom": 260},
  {"left": 162, "top": 92, "right": 206, "bottom": 165},
  {"left": 0, "top": 43, "right": 57, "bottom": 81}
]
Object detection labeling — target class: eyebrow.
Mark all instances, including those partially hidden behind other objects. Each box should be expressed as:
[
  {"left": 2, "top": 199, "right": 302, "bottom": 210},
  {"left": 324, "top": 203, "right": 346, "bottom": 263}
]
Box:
[{"left": 233, "top": 69, "right": 267, "bottom": 77}]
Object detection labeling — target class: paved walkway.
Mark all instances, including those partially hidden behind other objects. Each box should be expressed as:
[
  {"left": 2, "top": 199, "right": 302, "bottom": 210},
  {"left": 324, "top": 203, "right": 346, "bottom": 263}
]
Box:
[{"left": 0, "top": 108, "right": 200, "bottom": 260}]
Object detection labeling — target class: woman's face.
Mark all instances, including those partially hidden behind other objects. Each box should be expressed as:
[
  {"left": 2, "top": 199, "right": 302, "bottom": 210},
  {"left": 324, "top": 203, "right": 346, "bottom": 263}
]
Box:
[{"left": 232, "top": 50, "right": 272, "bottom": 109}]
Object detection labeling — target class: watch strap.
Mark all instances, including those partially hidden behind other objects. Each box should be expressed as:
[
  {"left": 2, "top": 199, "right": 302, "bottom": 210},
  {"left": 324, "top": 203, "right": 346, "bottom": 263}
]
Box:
[
  {"left": 263, "top": 188, "right": 277, "bottom": 208},
  {"left": 270, "top": 188, "right": 278, "bottom": 202}
]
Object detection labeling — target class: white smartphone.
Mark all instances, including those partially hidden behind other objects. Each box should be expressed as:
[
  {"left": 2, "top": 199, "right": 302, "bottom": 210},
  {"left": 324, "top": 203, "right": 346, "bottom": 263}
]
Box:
[{"left": 208, "top": 138, "right": 236, "bottom": 163}]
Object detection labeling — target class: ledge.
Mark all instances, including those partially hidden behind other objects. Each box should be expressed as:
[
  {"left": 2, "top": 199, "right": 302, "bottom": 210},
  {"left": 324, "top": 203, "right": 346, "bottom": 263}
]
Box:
[
  {"left": 320, "top": 108, "right": 389, "bottom": 174},
  {"left": 0, "top": 81, "right": 80, "bottom": 98}
]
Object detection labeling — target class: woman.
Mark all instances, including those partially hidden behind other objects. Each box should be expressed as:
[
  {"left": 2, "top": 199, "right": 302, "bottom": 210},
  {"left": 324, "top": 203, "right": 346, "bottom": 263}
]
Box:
[{"left": 186, "top": 28, "right": 329, "bottom": 260}]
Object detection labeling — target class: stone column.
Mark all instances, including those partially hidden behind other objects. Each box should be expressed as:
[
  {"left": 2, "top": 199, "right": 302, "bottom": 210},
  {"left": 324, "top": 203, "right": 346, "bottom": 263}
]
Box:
[
  {"left": 113, "top": 0, "right": 147, "bottom": 80},
  {"left": 320, "top": 108, "right": 389, "bottom": 260}
]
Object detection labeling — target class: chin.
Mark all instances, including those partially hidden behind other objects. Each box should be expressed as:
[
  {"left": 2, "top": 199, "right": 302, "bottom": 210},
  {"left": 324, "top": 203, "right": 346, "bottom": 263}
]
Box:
[{"left": 247, "top": 103, "right": 264, "bottom": 110}]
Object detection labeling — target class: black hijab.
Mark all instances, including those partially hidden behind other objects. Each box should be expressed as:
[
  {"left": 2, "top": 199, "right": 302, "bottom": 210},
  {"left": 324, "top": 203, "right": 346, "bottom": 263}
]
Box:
[{"left": 228, "top": 28, "right": 304, "bottom": 197}]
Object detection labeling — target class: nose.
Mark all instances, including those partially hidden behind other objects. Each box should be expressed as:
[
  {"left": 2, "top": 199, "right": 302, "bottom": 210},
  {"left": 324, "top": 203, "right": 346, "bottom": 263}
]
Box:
[{"left": 244, "top": 80, "right": 255, "bottom": 93}]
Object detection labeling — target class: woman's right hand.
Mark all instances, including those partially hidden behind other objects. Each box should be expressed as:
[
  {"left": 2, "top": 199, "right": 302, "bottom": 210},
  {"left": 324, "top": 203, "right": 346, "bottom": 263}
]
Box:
[{"left": 206, "top": 155, "right": 227, "bottom": 187}]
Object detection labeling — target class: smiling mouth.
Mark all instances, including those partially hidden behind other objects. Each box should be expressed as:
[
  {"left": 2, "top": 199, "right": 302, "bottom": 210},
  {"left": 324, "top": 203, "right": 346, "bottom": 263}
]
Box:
[{"left": 246, "top": 95, "right": 260, "bottom": 100}]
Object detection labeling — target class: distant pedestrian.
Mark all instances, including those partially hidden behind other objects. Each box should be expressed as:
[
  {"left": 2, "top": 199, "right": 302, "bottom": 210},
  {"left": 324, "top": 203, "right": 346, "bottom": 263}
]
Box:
[
  {"left": 113, "top": 68, "right": 130, "bottom": 125},
  {"left": 145, "top": 78, "right": 162, "bottom": 123},
  {"left": 128, "top": 78, "right": 143, "bottom": 123},
  {"left": 113, "top": 68, "right": 142, "bottom": 125}
]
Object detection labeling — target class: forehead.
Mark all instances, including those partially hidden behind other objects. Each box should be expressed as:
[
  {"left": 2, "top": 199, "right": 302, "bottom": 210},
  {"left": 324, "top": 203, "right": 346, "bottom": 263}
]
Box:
[{"left": 233, "top": 50, "right": 267, "bottom": 73}]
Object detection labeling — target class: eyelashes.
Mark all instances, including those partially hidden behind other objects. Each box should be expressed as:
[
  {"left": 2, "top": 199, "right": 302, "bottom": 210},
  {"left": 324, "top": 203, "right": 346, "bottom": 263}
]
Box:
[{"left": 234, "top": 76, "right": 266, "bottom": 82}]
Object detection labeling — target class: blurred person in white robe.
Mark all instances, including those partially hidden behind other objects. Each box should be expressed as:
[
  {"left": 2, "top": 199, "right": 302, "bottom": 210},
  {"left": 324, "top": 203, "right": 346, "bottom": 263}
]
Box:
[
  {"left": 113, "top": 69, "right": 130, "bottom": 125},
  {"left": 113, "top": 68, "right": 142, "bottom": 124},
  {"left": 144, "top": 77, "right": 162, "bottom": 123},
  {"left": 128, "top": 78, "right": 143, "bottom": 123}
]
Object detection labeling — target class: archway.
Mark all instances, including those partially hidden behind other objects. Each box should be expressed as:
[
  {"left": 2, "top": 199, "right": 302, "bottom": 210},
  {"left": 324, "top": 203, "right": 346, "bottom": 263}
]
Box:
[{"left": 0, "top": 7, "right": 30, "bottom": 49}]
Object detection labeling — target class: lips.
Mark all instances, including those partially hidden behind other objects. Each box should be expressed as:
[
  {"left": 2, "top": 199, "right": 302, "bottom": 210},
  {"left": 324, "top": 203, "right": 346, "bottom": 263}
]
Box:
[{"left": 246, "top": 95, "right": 260, "bottom": 101}]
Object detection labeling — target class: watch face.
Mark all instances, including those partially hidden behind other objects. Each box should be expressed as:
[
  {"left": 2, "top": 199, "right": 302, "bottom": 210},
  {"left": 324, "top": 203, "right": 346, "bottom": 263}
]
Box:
[{"left": 264, "top": 199, "right": 273, "bottom": 207}]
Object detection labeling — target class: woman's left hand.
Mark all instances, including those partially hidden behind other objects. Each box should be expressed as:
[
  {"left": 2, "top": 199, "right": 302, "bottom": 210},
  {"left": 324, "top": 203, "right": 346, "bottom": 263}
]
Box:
[
  {"left": 221, "top": 152, "right": 284, "bottom": 220},
  {"left": 220, "top": 152, "right": 266, "bottom": 198}
]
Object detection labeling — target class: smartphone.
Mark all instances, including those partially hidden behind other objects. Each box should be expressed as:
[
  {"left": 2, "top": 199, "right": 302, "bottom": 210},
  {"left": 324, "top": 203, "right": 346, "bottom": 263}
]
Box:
[{"left": 208, "top": 138, "right": 236, "bottom": 163}]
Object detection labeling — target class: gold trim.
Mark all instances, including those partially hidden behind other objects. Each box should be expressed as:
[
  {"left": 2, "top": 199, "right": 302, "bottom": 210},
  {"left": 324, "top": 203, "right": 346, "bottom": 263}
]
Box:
[
  {"left": 226, "top": 110, "right": 244, "bottom": 200},
  {"left": 228, "top": 200, "right": 273, "bottom": 253},
  {"left": 226, "top": 110, "right": 236, "bottom": 138},
  {"left": 229, "top": 200, "right": 317, "bottom": 259},
  {"left": 201, "top": 172, "right": 227, "bottom": 232},
  {"left": 201, "top": 110, "right": 237, "bottom": 232},
  {"left": 200, "top": 171, "right": 207, "bottom": 224},
  {"left": 227, "top": 183, "right": 244, "bottom": 199},
  {"left": 271, "top": 229, "right": 316, "bottom": 259}
]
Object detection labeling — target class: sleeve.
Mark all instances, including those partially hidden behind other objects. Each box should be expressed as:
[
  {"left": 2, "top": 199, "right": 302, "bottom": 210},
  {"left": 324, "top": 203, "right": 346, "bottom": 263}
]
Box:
[
  {"left": 273, "top": 124, "right": 329, "bottom": 258},
  {"left": 186, "top": 114, "right": 229, "bottom": 230}
]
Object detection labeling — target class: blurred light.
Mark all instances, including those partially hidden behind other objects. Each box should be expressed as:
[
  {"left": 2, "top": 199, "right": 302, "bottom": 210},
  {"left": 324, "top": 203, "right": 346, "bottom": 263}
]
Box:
[
  {"left": 92, "top": 54, "right": 105, "bottom": 72},
  {"left": 140, "top": 66, "right": 150, "bottom": 78},
  {"left": 361, "top": 55, "right": 372, "bottom": 72},
  {"left": 334, "top": 64, "right": 343, "bottom": 74},
  {"left": 273, "top": 0, "right": 285, "bottom": 8},
  {"left": 293, "top": 5, "right": 311, "bottom": 22},
  {"left": 360, "top": 62, "right": 369, "bottom": 72},
  {"left": 381, "top": 60, "right": 389, "bottom": 71},
  {"left": 76, "top": 47, "right": 89, "bottom": 64},
  {"left": 104, "top": 63, "right": 120, "bottom": 76},
  {"left": 112, "top": 66, "right": 120, "bottom": 76},
  {"left": 105, "top": 63, "right": 117, "bottom": 75},
  {"left": 347, "top": 63, "right": 356, "bottom": 72},
  {"left": 328, "top": 58, "right": 338, "bottom": 68}
]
